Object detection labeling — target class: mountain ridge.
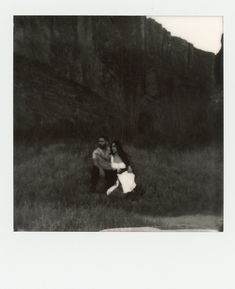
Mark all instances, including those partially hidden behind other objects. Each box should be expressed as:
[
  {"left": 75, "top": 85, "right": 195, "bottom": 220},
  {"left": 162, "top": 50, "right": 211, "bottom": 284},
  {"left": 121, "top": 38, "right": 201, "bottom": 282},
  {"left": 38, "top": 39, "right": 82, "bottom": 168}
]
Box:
[{"left": 14, "top": 16, "right": 222, "bottom": 145}]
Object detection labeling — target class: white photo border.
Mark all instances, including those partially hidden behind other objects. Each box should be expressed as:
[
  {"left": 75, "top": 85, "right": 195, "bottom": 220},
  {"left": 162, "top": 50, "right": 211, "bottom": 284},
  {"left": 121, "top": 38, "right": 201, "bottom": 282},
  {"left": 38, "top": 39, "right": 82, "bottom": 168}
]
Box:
[{"left": 0, "top": 0, "right": 234, "bottom": 289}]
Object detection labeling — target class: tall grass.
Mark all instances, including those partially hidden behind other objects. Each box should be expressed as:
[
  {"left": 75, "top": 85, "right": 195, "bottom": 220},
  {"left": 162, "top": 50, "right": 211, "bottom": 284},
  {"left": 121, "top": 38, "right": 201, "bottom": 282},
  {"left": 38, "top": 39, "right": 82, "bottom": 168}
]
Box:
[{"left": 14, "top": 142, "right": 223, "bottom": 231}]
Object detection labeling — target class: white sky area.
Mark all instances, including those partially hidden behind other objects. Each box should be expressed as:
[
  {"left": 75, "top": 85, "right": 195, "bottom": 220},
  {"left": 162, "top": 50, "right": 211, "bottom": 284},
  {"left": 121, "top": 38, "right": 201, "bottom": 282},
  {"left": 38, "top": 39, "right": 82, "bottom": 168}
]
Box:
[{"left": 149, "top": 17, "right": 223, "bottom": 54}]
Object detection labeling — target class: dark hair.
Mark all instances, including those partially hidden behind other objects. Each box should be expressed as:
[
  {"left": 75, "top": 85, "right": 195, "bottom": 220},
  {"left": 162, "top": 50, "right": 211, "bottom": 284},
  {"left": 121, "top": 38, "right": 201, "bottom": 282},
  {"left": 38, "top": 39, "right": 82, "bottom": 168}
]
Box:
[
  {"left": 99, "top": 135, "right": 109, "bottom": 142},
  {"left": 110, "top": 140, "right": 130, "bottom": 167}
]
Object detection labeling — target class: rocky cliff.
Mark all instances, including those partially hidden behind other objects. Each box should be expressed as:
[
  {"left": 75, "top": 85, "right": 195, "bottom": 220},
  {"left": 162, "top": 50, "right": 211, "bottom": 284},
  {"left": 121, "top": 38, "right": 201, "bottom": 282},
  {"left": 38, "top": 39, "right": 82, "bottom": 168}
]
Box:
[{"left": 14, "top": 16, "right": 220, "bottom": 145}]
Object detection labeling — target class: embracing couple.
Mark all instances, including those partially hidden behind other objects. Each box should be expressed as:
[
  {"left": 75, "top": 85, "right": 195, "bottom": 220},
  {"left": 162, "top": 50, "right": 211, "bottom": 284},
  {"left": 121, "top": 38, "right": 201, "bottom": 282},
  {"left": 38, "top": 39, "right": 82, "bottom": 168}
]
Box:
[{"left": 90, "top": 136, "right": 137, "bottom": 197}]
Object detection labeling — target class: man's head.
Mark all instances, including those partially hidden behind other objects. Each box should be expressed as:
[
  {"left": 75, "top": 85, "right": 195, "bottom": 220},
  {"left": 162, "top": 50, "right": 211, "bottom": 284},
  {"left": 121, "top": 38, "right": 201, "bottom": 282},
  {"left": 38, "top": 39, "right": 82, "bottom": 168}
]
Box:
[{"left": 98, "top": 136, "right": 109, "bottom": 149}]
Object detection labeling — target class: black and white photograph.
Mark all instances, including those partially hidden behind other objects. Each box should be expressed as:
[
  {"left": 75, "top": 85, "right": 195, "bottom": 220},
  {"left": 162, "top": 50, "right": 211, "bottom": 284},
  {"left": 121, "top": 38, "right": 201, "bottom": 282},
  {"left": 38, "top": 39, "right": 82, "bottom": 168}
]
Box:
[{"left": 14, "top": 15, "right": 223, "bottom": 231}]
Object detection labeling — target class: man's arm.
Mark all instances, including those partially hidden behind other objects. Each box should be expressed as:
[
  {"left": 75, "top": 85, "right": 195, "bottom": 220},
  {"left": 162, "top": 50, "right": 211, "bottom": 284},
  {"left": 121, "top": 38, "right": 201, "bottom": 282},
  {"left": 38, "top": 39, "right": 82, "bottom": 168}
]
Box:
[{"left": 92, "top": 151, "right": 105, "bottom": 177}]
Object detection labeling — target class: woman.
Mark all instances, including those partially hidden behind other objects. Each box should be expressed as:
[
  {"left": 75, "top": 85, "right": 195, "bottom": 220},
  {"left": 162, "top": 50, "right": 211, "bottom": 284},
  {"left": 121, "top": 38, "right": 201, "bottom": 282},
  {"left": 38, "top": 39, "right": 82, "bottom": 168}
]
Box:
[{"left": 106, "top": 140, "right": 136, "bottom": 196}]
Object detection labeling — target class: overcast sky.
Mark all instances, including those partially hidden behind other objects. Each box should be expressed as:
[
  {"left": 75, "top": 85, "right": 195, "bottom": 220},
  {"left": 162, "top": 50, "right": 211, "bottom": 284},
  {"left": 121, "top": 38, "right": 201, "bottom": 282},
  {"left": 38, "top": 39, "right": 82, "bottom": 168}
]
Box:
[{"left": 149, "top": 16, "right": 223, "bottom": 54}]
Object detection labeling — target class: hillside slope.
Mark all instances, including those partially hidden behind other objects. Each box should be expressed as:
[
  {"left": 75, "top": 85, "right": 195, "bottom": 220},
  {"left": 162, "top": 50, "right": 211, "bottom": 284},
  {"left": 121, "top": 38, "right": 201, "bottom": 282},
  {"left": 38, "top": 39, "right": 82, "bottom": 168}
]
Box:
[{"left": 14, "top": 55, "right": 127, "bottom": 140}]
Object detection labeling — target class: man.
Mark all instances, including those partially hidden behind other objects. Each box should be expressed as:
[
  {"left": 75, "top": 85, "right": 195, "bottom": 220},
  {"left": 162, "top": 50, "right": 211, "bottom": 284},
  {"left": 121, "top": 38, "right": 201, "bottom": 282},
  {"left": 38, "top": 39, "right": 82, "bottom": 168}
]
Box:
[{"left": 90, "top": 136, "right": 117, "bottom": 193}]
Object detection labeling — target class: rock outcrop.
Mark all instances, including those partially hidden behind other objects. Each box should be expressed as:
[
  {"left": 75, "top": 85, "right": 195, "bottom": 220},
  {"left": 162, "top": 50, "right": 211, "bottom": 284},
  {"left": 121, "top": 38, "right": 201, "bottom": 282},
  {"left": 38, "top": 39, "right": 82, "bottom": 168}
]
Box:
[{"left": 14, "top": 16, "right": 221, "bottom": 145}]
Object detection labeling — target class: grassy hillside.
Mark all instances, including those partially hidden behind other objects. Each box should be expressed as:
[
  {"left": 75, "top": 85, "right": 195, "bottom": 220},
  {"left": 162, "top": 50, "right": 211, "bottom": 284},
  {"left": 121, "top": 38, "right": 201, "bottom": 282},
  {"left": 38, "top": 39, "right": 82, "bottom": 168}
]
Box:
[{"left": 14, "top": 142, "right": 223, "bottom": 231}]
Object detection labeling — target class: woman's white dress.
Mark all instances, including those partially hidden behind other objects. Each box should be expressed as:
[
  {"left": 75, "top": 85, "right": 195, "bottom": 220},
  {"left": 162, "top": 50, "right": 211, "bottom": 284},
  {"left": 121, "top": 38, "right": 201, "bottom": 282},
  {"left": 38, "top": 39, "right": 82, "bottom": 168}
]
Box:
[{"left": 106, "top": 156, "right": 136, "bottom": 195}]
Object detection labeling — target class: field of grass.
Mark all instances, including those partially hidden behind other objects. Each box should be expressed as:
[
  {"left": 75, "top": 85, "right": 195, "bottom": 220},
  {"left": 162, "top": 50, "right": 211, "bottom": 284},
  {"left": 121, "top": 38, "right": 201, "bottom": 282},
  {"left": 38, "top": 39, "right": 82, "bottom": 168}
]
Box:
[{"left": 14, "top": 141, "right": 223, "bottom": 231}]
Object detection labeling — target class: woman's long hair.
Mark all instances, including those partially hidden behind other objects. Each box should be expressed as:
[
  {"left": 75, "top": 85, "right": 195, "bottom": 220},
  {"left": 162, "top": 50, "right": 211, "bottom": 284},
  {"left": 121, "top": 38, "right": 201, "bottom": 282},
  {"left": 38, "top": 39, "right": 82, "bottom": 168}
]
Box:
[{"left": 110, "top": 140, "right": 130, "bottom": 167}]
